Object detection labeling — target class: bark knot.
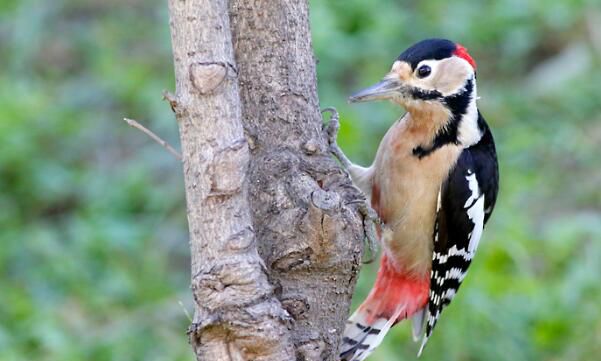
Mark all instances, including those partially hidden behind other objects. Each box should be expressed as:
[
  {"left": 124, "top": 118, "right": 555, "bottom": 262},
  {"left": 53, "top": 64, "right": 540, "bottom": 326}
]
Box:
[
  {"left": 281, "top": 296, "right": 310, "bottom": 320},
  {"left": 209, "top": 138, "right": 249, "bottom": 196},
  {"left": 227, "top": 227, "right": 254, "bottom": 251},
  {"left": 190, "top": 61, "right": 238, "bottom": 95},
  {"left": 311, "top": 189, "right": 340, "bottom": 212},
  {"left": 303, "top": 139, "right": 320, "bottom": 155}
]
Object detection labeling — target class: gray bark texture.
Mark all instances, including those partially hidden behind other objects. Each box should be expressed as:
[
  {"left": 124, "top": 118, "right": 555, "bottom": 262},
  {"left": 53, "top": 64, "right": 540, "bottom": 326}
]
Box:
[{"left": 167, "top": 1, "right": 367, "bottom": 360}]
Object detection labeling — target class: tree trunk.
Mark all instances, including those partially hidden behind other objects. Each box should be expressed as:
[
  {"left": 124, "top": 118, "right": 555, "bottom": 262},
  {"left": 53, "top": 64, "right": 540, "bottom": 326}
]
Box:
[{"left": 167, "top": 1, "right": 366, "bottom": 360}]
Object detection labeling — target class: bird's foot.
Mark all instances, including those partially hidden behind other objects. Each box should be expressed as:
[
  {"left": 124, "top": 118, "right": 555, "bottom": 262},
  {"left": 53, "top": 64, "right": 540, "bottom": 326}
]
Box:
[
  {"left": 321, "top": 107, "right": 353, "bottom": 170},
  {"left": 357, "top": 201, "right": 381, "bottom": 263},
  {"left": 322, "top": 107, "right": 380, "bottom": 262},
  {"left": 345, "top": 198, "right": 381, "bottom": 264}
]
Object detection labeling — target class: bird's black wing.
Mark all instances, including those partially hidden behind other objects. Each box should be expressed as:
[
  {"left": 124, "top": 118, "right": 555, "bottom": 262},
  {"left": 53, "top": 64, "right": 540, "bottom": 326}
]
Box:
[{"left": 419, "top": 122, "right": 499, "bottom": 355}]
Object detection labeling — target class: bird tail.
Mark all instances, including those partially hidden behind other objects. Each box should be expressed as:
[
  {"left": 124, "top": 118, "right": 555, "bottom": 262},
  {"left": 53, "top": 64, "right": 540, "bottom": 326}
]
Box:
[{"left": 340, "top": 255, "right": 429, "bottom": 361}]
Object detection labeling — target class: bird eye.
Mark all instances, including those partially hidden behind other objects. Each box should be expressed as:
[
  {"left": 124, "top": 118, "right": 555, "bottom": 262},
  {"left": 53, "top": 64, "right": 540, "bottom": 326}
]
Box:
[{"left": 417, "top": 65, "right": 431, "bottom": 78}]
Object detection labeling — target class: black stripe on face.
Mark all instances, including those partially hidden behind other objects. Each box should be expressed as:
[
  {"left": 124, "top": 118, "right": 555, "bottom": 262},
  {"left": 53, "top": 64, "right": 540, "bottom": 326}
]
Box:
[
  {"left": 444, "top": 77, "right": 474, "bottom": 123},
  {"left": 411, "top": 78, "right": 474, "bottom": 158},
  {"left": 408, "top": 88, "right": 443, "bottom": 101}
]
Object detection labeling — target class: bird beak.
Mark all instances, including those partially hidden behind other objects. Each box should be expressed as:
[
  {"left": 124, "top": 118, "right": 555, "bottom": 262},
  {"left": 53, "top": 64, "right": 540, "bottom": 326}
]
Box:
[{"left": 348, "top": 76, "right": 405, "bottom": 103}]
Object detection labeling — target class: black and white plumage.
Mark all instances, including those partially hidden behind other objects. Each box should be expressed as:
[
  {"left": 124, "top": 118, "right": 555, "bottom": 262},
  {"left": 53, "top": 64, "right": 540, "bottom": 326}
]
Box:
[
  {"left": 420, "top": 118, "right": 499, "bottom": 354},
  {"left": 328, "top": 38, "right": 499, "bottom": 360}
]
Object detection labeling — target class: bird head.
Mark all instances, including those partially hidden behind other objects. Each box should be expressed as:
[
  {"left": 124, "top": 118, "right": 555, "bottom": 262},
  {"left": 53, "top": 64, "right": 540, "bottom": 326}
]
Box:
[{"left": 349, "top": 39, "right": 477, "bottom": 112}]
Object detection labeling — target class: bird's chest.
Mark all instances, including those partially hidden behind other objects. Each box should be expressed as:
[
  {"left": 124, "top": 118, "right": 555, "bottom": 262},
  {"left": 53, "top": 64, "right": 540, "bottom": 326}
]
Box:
[{"left": 372, "top": 118, "right": 461, "bottom": 276}]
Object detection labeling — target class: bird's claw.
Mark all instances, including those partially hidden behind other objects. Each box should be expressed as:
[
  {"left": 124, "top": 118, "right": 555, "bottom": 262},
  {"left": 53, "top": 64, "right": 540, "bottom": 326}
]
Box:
[
  {"left": 321, "top": 107, "right": 352, "bottom": 169},
  {"left": 322, "top": 107, "right": 341, "bottom": 153},
  {"left": 358, "top": 202, "right": 380, "bottom": 264},
  {"left": 345, "top": 198, "right": 381, "bottom": 263},
  {"left": 322, "top": 107, "right": 379, "bottom": 262}
]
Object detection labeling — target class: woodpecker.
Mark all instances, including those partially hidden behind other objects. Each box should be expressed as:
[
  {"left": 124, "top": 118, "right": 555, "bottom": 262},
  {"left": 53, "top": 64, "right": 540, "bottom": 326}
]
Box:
[{"left": 328, "top": 39, "right": 499, "bottom": 360}]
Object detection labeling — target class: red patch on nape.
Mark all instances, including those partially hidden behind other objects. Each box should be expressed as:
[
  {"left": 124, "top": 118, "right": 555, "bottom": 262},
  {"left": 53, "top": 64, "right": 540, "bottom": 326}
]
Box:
[{"left": 454, "top": 44, "right": 477, "bottom": 71}]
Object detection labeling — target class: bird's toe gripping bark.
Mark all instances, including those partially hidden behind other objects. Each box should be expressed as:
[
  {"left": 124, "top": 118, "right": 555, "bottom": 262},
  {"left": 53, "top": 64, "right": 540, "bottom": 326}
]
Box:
[
  {"left": 321, "top": 107, "right": 380, "bottom": 263},
  {"left": 358, "top": 202, "right": 379, "bottom": 263},
  {"left": 321, "top": 107, "right": 353, "bottom": 170}
]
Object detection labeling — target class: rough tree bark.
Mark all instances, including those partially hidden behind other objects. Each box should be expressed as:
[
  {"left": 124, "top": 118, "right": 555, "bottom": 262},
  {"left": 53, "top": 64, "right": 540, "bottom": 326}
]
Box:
[{"left": 167, "top": 1, "right": 367, "bottom": 360}]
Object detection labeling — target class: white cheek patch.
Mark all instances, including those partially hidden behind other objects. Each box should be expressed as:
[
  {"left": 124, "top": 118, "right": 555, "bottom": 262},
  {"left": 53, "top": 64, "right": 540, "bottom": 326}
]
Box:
[
  {"left": 409, "top": 57, "right": 475, "bottom": 97},
  {"left": 435, "top": 57, "right": 474, "bottom": 96}
]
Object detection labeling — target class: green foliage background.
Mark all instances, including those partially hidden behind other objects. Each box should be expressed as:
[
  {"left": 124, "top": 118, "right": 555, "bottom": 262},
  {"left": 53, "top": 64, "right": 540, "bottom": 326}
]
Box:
[{"left": 1, "top": 0, "right": 600, "bottom": 360}]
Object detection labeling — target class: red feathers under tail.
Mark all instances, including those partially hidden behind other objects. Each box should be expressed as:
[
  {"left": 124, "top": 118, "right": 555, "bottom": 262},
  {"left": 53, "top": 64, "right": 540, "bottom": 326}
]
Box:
[{"left": 340, "top": 255, "right": 429, "bottom": 361}]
